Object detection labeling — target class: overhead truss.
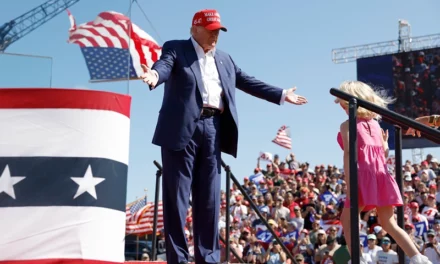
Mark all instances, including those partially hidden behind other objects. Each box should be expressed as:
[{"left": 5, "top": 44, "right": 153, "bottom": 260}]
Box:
[{"left": 332, "top": 33, "right": 440, "bottom": 64}]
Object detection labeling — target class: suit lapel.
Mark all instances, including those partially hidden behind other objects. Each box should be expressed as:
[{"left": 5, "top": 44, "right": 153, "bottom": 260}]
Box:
[{"left": 184, "top": 39, "right": 203, "bottom": 93}]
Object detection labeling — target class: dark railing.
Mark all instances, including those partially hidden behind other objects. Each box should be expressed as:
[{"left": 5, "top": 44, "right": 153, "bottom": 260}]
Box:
[
  {"left": 221, "top": 161, "right": 298, "bottom": 264},
  {"left": 150, "top": 161, "right": 244, "bottom": 263},
  {"left": 330, "top": 88, "right": 440, "bottom": 263},
  {"left": 152, "top": 160, "right": 163, "bottom": 261}
]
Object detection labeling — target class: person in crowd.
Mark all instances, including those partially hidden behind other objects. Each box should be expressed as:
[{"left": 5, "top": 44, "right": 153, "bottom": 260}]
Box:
[
  {"left": 334, "top": 80, "right": 432, "bottom": 264},
  {"left": 245, "top": 238, "right": 265, "bottom": 263},
  {"left": 315, "top": 236, "right": 340, "bottom": 263},
  {"left": 374, "top": 237, "right": 398, "bottom": 264},
  {"left": 264, "top": 240, "right": 287, "bottom": 264},
  {"left": 332, "top": 235, "right": 350, "bottom": 264},
  {"left": 422, "top": 229, "right": 440, "bottom": 263},
  {"left": 292, "top": 229, "right": 314, "bottom": 263},
  {"left": 363, "top": 234, "right": 381, "bottom": 264}
]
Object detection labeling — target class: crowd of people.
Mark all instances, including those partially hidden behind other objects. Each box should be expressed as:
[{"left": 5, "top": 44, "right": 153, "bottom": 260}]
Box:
[
  {"left": 180, "top": 153, "right": 440, "bottom": 264},
  {"left": 393, "top": 48, "right": 440, "bottom": 119}
]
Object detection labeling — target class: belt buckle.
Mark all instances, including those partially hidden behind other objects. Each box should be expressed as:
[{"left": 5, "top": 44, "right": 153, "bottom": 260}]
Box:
[{"left": 201, "top": 108, "right": 215, "bottom": 117}]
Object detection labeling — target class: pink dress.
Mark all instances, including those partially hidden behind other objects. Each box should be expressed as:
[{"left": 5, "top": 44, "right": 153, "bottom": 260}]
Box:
[{"left": 337, "top": 118, "right": 403, "bottom": 211}]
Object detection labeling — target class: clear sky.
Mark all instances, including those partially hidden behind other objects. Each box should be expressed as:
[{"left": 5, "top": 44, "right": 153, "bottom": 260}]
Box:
[{"left": 1, "top": 0, "right": 440, "bottom": 203}]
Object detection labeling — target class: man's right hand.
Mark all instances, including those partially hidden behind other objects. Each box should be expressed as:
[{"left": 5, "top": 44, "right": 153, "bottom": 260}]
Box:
[{"left": 141, "top": 64, "right": 158, "bottom": 88}]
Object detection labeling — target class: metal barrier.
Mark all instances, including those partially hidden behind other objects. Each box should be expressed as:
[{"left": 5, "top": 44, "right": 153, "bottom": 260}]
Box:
[
  {"left": 150, "top": 161, "right": 244, "bottom": 263},
  {"left": 330, "top": 88, "right": 440, "bottom": 263},
  {"left": 221, "top": 160, "right": 298, "bottom": 264}
]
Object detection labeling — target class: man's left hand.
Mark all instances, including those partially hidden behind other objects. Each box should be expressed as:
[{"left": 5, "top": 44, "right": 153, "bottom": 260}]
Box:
[{"left": 285, "top": 87, "right": 307, "bottom": 105}]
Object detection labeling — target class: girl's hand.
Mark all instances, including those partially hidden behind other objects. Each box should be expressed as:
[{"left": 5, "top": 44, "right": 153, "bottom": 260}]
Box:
[{"left": 381, "top": 128, "right": 389, "bottom": 142}]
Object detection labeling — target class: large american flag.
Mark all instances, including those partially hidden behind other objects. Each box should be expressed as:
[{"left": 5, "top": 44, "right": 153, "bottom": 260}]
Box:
[
  {"left": 126, "top": 201, "right": 164, "bottom": 235},
  {"left": 272, "top": 125, "right": 292, "bottom": 149},
  {"left": 67, "top": 10, "right": 161, "bottom": 81},
  {"left": 0, "top": 88, "right": 131, "bottom": 264}
]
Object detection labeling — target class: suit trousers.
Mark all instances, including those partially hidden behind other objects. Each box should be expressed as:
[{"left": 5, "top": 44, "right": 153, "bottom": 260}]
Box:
[{"left": 161, "top": 115, "right": 221, "bottom": 264}]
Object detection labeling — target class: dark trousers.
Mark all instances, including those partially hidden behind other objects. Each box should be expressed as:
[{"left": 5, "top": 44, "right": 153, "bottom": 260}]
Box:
[{"left": 161, "top": 115, "right": 221, "bottom": 264}]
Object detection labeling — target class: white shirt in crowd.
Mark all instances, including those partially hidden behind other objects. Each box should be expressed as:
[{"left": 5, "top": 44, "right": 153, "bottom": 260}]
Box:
[
  {"left": 374, "top": 250, "right": 398, "bottom": 264},
  {"left": 361, "top": 253, "right": 373, "bottom": 263},
  {"left": 230, "top": 204, "right": 248, "bottom": 220},
  {"left": 218, "top": 214, "right": 233, "bottom": 230},
  {"left": 424, "top": 243, "right": 440, "bottom": 263},
  {"left": 363, "top": 245, "right": 382, "bottom": 264},
  {"left": 422, "top": 206, "right": 439, "bottom": 221}
]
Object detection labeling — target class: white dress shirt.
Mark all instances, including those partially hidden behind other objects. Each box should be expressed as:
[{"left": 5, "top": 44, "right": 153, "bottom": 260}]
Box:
[
  {"left": 190, "top": 37, "right": 225, "bottom": 110},
  {"left": 152, "top": 36, "right": 287, "bottom": 110}
]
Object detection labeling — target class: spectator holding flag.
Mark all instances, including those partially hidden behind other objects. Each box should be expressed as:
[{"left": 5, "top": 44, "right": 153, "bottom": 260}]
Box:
[{"left": 334, "top": 81, "right": 432, "bottom": 264}]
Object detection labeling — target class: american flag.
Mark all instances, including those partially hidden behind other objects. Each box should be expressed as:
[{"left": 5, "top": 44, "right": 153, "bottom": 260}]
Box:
[
  {"left": 0, "top": 88, "right": 131, "bottom": 264},
  {"left": 126, "top": 201, "right": 164, "bottom": 235},
  {"left": 272, "top": 125, "right": 292, "bottom": 149},
  {"left": 125, "top": 195, "right": 147, "bottom": 221},
  {"left": 67, "top": 10, "right": 161, "bottom": 81}
]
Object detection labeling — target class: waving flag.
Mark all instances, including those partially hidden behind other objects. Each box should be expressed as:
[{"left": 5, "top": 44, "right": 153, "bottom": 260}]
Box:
[
  {"left": 67, "top": 10, "right": 161, "bottom": 81},
  {"left": 126, "top": 195, "right": 147, "bottom": 222},
  {"left": 272, "top": 125, "right": 292, "bottom": 149},
  {"left": 126, "top": 201, "right": 164, "bottom": 235},
  {"left": 0, "top": 88, "right": 131, "bottom": 264}
]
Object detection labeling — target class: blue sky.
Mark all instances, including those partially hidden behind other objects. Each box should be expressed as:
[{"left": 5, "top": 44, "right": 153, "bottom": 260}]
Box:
[{"left": 1, "top": 0, "right": 440, "bottom": 202}]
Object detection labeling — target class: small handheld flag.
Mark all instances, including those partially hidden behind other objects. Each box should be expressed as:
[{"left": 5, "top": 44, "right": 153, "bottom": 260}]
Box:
[{"left": 272, "top": 125, "right": 292, "bottom": 149}]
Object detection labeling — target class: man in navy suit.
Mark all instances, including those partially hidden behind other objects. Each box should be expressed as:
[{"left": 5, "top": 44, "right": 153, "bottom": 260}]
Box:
[{"left": 141, "top": 9, "right": 307, "bottom": 264}]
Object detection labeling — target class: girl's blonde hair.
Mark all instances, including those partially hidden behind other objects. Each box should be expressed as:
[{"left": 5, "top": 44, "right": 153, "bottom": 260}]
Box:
[{"left": 334, "top": 81, "right": 394, "bottom": 120}]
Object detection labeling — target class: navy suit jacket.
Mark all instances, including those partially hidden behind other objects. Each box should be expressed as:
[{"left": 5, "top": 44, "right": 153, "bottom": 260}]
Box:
[{"left": 151, "top": 38, "right": 283, "bottom": 158}]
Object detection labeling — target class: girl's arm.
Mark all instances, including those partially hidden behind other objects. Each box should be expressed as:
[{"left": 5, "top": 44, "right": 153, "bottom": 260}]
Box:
[{"left": 340, "top": 121, "right": 350, "bottom": 198}]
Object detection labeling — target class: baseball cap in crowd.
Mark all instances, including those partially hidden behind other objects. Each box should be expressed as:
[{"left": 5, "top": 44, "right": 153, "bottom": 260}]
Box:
[
  {"left": 295, "top": 254, "right": 304, "bottom": 261},
  {"left": 268, "top": 219, "right": 278, "bottom": 227},
  {"left": 381, "top": 237, "right": 391, "bottom": 244},
  {"left": 192, "top": 9, "right": 227, "bottom": 32},
  {"left": 404, "top": 186, "right": 415, "bottom": 192},
  {"left": 409, "top": 202, "right": 419, "bottom": 208},
  {"left": 405, "top": 223, "right": 415, "bottom": 230},
  {"left": 374, "top": 226, "right": 383, "bottom": 234},
  {"left": 367, "top": 234, "right": 377, "bottom": 240},
  {"left": 428, "top": 229, "right": 436, "bottom": 236}
]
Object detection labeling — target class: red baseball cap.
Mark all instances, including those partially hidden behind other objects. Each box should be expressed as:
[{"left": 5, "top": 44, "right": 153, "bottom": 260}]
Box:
[{"left": 192, "top": 9, "right": 227, "bottom": 32}]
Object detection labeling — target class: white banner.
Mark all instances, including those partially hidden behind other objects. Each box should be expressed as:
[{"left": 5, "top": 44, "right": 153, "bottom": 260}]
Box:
[{"left": 259, "top": 152, "right": 273, "bottom": 162}]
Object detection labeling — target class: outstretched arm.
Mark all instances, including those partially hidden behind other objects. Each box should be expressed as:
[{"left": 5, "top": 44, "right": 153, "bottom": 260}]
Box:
[
  {"left": 406, "top": 115, "right": 440, "bottom": 137},
  {"left": 141, "top": 41, "right": 176, "bottom": 89},
  {"left": 232, "top": 56, "right": 307, "bottom": 105}
]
